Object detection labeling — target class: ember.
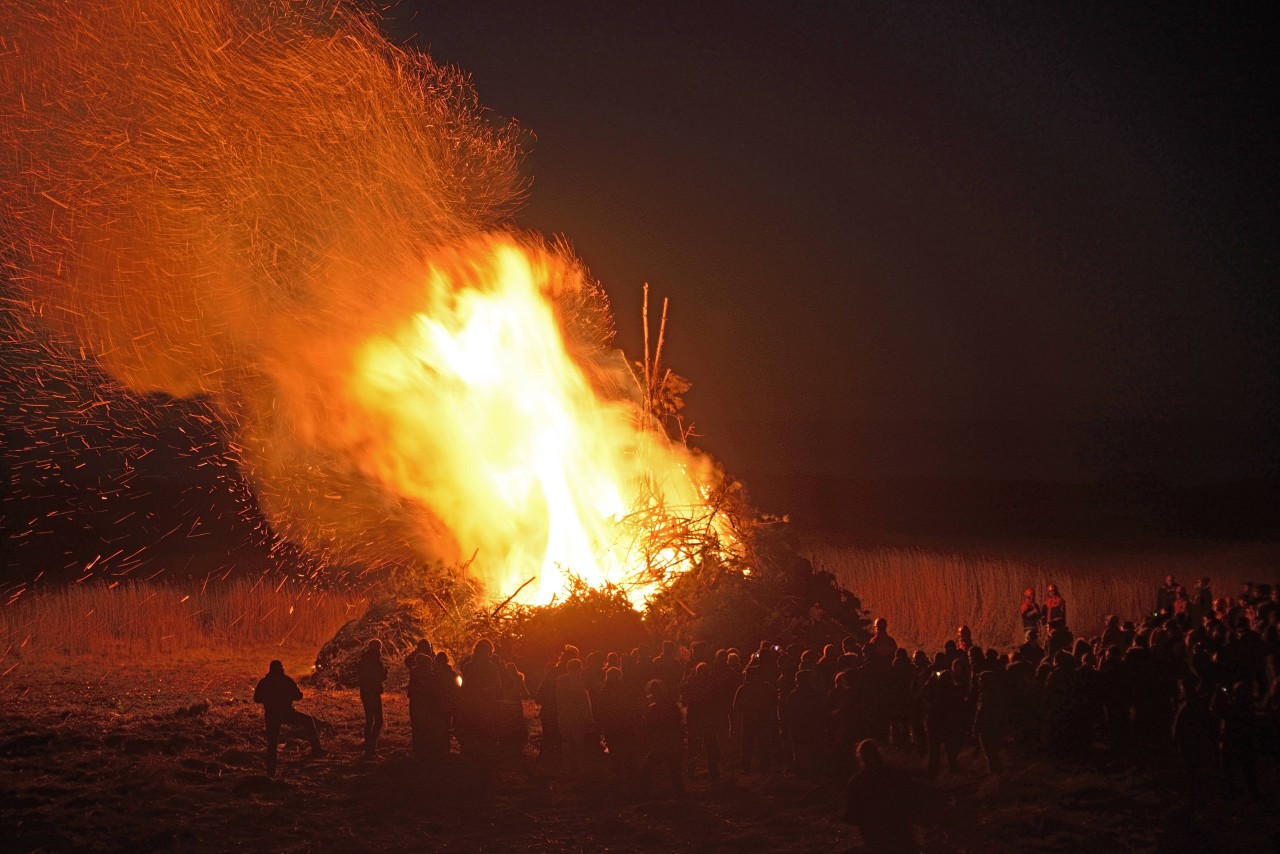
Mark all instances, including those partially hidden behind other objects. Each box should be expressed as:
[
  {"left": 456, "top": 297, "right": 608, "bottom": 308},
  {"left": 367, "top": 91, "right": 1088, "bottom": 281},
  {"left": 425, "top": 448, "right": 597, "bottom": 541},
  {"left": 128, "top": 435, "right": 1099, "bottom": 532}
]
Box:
[{"left": 0, "top": 0, "right": 738, "bottom": 604}]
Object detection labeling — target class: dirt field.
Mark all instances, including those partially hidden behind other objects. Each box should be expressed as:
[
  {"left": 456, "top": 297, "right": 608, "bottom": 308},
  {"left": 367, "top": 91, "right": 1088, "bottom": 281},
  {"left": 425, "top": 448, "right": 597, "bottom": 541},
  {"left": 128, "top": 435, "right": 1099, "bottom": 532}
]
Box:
[{"left": 3, "top": 647, "right": 1278, "bottom": 853}]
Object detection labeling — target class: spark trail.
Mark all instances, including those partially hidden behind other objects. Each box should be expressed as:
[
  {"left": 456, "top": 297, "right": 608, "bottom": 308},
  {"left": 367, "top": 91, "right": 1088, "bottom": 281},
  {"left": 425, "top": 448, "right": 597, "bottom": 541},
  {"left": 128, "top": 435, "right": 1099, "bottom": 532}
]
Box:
[{"left": 0, "top": 0, "right": 737, "bottom": 603}]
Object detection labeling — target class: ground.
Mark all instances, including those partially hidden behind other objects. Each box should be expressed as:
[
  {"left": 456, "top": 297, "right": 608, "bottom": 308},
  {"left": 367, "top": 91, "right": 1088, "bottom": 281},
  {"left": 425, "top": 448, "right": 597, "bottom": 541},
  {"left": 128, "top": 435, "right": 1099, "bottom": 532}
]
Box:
[{"left": 1, "top": 649, "right": 1276, "bottom": 853}]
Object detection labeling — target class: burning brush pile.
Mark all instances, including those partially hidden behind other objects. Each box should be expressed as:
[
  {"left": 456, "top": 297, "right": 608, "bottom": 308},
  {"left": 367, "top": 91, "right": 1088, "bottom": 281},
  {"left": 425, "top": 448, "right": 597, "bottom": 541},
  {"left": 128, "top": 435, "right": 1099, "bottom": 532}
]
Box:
[{"left": 0, "top": 0, "right": 867, "bottom": 671}]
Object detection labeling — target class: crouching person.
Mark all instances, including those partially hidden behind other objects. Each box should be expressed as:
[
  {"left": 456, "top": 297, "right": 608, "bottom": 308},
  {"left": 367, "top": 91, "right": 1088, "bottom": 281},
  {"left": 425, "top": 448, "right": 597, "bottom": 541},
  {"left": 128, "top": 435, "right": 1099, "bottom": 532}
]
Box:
[{"left": 254, "top": 659, "right": 324, "bottom": 776}]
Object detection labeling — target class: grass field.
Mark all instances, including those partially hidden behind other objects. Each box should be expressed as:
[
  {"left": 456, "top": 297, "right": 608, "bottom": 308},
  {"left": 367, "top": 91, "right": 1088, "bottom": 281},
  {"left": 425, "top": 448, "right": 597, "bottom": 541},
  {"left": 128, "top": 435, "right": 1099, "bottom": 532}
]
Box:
[
  {"left": 0, "top": 578, "right": 366, "bottom": 667},
  {"left": 5, "top": 538, "right": 1277, "bottom": 668},
  {"left": 802, "top": 537, "right": 1280, "bottom": 652}
]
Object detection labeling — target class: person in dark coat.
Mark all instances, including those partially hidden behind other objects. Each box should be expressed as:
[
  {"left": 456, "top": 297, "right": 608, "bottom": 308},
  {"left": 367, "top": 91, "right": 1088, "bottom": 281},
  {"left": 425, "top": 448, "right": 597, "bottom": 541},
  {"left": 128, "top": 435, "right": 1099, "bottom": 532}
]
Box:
[
  {"left": 1018, "top": 629, "right": 1045, "bottom": 668},
  {"left": 1155, "top": 574, "right": 1179, "bottom": 620},
  {"left": 1043, "top": 583, "right": 1068, "bottom": 631},
  {"left": 433, "top": 651, "right": 459, "bottom": 756},
  {"left": 641, "top": 678, "right": 685, "bottom": 795},
  {"left": 1213, "top": 681, "right": 1262, "bottom": 801},
  {"left": 596, "top": 667, "right": 641, "bottom": 784},
  {"left": 253, "top": 660, "right": 323, "bottom": 776},
  {"left": 924, "top": 669, "right": 964, "bottom": 777},
  {"left": 1172, "top": 680, "right": 1216, "bottom": 786},
  {"left": 1019, "top": 588, "right": 1043, "bottom": 635},
  {"left": 682, "top": 661, "right": 722, "bottom": 780},
  {"left": 972, "top": 670, "right": 1008, "bottom": 773},
  {"left": 1192, "top": 576, "right": 1213, "bottom": 624},
  {"left": 734, "top": 660, "right": 779, "bottom": 773},
  {"left": 535, "top": 645, "right": 579, "bottom": 764},
  {"left": 459, "top": 638, "right": 502, "bottom": 764},
  {"left": 782, "top": 667, "right": 827, "bottom": 774},
  {"left": 406, "top": 652, "right": 439, "bottom": 759},
  {"left": 357, "top": 639, "right": 387, "bottom": 758},
  {"left": 651, "top": 641, "right": 686, "bottom": 697},
  {"left": 845, "top": 739, "right": 920, "bottom": 853}
]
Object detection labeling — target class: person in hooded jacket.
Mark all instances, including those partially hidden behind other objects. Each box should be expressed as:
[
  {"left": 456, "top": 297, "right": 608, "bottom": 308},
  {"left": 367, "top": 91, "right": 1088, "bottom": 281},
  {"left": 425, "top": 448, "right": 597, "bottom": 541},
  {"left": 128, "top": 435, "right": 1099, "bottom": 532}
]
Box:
[
  {"left": 356, "top": 639, "right": 387, "bottom": 758},
  {"left": 254, "top": 660, "right": 324, "bottom": 776},
  {"left": 845, "top": 739, "right": 921, "bottom": 853}
]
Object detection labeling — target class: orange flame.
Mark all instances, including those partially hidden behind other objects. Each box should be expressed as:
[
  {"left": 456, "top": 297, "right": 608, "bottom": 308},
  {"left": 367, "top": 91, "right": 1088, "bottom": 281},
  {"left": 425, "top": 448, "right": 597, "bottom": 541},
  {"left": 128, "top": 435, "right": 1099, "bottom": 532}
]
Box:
[
  {"left": 0, "top": 0, "right": 736, "bottom": 605},
  {"left": 340, "top": 236, "right": 727, "bottom": 604}
]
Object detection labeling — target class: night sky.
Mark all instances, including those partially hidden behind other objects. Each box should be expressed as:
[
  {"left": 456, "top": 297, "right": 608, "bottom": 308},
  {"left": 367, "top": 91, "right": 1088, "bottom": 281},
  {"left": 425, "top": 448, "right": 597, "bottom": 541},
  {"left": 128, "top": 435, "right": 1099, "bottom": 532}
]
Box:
[
  {"left": 390, "top": 2, "right": 1278, "bottom": 486},
  {"left": 2, "top": 2, "right": 1278, "bottom": 572}
]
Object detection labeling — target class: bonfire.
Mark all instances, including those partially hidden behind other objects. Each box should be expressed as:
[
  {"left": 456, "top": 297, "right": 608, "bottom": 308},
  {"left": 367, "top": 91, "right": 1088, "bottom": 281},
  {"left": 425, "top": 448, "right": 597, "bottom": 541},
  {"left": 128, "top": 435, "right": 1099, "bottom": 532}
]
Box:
[{"left": 0, "top": 0, "right": 754, "bottom": 622}]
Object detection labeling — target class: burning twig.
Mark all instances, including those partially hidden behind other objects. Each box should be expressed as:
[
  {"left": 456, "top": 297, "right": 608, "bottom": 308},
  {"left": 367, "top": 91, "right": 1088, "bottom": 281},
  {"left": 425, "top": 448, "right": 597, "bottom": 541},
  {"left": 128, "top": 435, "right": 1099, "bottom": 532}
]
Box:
[{"left": 492, "top": 576, "right": 537, "bottom": 618}]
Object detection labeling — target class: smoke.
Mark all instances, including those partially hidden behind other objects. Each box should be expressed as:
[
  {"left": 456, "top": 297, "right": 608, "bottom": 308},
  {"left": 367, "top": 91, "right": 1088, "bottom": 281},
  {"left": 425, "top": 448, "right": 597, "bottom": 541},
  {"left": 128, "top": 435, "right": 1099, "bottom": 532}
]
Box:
[{"left": 1, "top": 0, "right": 709, "bottom": 594}]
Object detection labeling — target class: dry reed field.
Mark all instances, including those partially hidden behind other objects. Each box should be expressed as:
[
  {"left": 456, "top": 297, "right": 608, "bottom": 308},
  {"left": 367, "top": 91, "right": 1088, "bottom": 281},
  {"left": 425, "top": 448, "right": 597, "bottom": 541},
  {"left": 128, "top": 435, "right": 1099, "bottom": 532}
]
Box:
[
  {"left": 803, "top": 539, "right": 1280, "bottom": 652},
  {"left": 0, "top": 579, "right": 366, "bottom": 666}
]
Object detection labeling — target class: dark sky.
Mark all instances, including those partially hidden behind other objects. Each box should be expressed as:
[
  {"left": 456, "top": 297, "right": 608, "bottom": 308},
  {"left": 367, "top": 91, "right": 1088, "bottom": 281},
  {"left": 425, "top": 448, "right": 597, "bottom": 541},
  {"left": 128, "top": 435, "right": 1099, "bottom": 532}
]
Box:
[
  {"left": 2, "top": 1, "right": 1277, "bottom": 578},
  {"left": 389, "top": 1, "right": 1279, "bottom": 484}
]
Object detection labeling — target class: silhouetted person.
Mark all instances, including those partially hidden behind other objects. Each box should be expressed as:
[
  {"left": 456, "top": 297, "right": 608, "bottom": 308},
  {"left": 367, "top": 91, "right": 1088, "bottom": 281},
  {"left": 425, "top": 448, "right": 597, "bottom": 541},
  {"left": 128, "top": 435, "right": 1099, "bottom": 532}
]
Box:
[
  {"left": 1101, "top": 615, "right": 1126, "bottom": 650},
  {"left": 1096, "top": 645, "right": 1129, "bottom": 745},
  {"left": 973, "top": 670, "right": 1008, "bottom": 773},
  {"left": 1018, "top": 629, "right": 1045, "bottom": 668},
  {"left": 782, "top": 667, "right": 827, "bottom": 773},
  {"left": 555, "top": 658, "right": 595, "bottom": 778},
  {"left": 1213, "top": 681, "right": 1261, "bottom": 801},
  {"left": 596, "top": 667, "right": 641, "bottom": 784},
  {"left": 1156, "top": 574, "right": 1178, "bottom": 620},
  {"left": 433, "top": 651, "right": 459, "bottom": 755},
  {"left": 845, "top": 739, "right": 920, "bottom": 853},
  {"left": 652, "top": 640, "right": 685, "bottom": 697},
  {"left": 1193, "top": 576, "right": 1213, "bottom": 624},
  {"left": 1172, "top": 680, "right": 1215, "bottom": 786},
  {"left": 459, "top": 638, "right": 502, "bottom": 767},
  {"left": 641, "top": 678, "right": 684, "bottom": 795},
  {"left": 253, "top": 660, "right": 323, "bottom": 776},
  {"left": 357, "top": 639, "right": 387, "bottom": 758},
  {"left": 683, "top": 661, "right": 722, "bottom": 780},
  {"left": 734, "top": 659, "right": 779, "bottom": 773},
  {"left": 536, "top": 645, "right": 579, "bottom": 764},
  {"left": 1044, "top": 652, "right": 1084, "bottom": 754},
  {"left": 924, "top": 668, "right": 964, "bottom": 777},
  {"left": 886, "top": 648, "right": 915, "bottom": 747},
  {"left": 867, "top": 618, "right": 897, "bottom": 661},
  {"left": 406, "top": 652, "right": 438, "bottom": 758},
  {"left": 499, "top": 661, "right": 530, "bottom": 758}
]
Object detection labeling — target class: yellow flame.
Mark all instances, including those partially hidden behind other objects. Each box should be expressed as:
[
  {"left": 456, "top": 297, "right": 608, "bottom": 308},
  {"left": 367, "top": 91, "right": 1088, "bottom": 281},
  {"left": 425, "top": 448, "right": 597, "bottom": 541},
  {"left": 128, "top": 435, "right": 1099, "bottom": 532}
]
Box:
[{"left": 344, "top": 237, "right": 726, "bottom": 605}]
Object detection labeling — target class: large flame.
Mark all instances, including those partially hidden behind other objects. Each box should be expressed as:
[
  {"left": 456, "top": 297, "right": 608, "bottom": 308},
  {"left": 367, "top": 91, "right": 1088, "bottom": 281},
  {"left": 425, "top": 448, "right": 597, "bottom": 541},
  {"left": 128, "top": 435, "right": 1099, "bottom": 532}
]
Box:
[
  {"left": 343, "top": 237, "right": 725, "bottom": 603},
  {"left": 0, "top": 0, "right": 735, "bottom": 603}
]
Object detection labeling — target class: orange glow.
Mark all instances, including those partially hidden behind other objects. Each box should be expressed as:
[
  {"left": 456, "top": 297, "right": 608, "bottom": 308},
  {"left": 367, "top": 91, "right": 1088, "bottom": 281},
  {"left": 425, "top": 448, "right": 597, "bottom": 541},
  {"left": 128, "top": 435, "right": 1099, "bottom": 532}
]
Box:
[
  {"left": 0, "top": 0, "right": 737, "bottom": 606},
  {"left": 345, "top": 237, "right": 730, "bottom": 605}
]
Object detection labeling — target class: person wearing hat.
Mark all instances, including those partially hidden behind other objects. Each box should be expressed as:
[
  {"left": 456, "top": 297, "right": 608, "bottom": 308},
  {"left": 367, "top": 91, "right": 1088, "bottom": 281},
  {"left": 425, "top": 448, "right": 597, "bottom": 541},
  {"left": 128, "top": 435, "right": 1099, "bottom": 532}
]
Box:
[
  {"left": 1019, "top": 588, "right": 1043, "bottom": 635},
  {"left": 1043, "top": 584, "right": 1068, "bottom": 631},
  {"left": 253, "top": 660, "right": 324, "bottom": 776}
]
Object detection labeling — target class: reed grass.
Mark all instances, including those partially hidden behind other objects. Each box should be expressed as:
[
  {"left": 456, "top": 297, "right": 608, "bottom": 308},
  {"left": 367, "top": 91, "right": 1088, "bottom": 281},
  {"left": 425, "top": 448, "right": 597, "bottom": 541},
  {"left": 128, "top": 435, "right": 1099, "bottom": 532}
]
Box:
[
  {"left": 0, "top": 579, "right": 367, "bottom": 664},
  {"left": 803, "top": 541, "right": 1279, "bottom": 652}
]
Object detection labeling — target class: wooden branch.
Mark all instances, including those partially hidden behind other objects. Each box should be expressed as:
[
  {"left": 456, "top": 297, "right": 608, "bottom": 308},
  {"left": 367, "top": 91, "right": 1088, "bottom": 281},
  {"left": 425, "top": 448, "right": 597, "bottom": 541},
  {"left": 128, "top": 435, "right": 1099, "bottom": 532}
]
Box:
[{"left": 492, "top": 575, "right": 537, "bottom": 617}]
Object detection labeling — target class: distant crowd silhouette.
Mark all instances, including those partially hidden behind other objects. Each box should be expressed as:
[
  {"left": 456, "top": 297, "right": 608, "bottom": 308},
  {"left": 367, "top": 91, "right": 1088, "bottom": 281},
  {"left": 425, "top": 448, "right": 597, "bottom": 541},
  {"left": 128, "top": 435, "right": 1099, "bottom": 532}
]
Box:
[{"left": 256, "top": 575, "right": 1280, "bottom": 847}]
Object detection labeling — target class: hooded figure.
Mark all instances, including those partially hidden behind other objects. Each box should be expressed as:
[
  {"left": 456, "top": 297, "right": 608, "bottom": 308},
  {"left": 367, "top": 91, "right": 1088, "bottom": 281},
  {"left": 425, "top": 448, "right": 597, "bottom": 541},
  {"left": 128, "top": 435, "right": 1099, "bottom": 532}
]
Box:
[
  {"left": 357, "top": 639, "right": 388, "bottom": 757},
  {"left": 253, "top": 660, "right": 323, "bottom": 776}
]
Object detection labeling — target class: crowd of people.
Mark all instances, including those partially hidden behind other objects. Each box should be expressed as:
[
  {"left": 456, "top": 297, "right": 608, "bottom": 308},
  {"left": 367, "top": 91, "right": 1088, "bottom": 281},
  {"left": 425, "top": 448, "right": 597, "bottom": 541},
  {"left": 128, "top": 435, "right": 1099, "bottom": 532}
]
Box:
[{"left": 255, "top": 575, "right": 1280, "bottom": 846}]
